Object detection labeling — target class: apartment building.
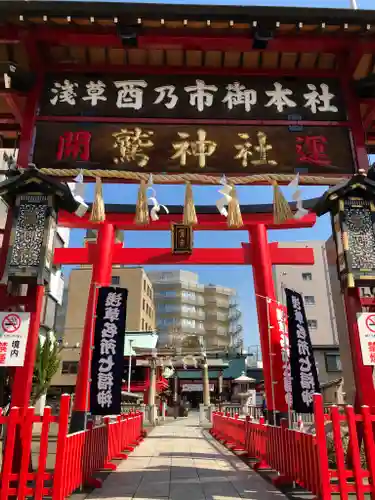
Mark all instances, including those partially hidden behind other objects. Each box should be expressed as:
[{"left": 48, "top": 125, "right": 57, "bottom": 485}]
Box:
[
  {"left": 273, "top": 240, "right": 343, "bottom": 388},
  {"left": 51, "top": 266, "right": 155, "bottom": 393},
  {"left": 148, "top": 270, "right": 242, "bottom": 349}
]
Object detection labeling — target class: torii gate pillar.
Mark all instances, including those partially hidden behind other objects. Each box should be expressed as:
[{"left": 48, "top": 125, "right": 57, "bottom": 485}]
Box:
[
  {"left": 250, "top": 225, "right": 287, "bottom": 417},
  {"left": 70, "top": 222, "right": 115, "bottom": 432}
]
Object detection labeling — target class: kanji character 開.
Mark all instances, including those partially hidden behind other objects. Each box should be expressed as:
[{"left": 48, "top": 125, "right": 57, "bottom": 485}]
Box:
[
  {"left": 104, "top": 307, "right": 120, "bottom": 323},
  {"left": 265, "top": 82, "right": 297, "bottom": 113},
  {"left": 82, "top": 80, "right": 107, "bottom": 106},
  {"left": 251, "top": 132, "right": 278, "bottom": 166},
  {"left": 114, "top": 80, "right": 147, "bottom": 110},
  {"left": 234, "top": 133, "right": 252, "bottom": 167},
  {"left": 97, "top": 372, "right": 114, "bottom": 392},
  {"left": 98, "top": 355, "right": 114, "bottom": 373},
  {"left": 102, "top": 322, "right": 118, "bottom": 339},
  {"left": 97, "top": 390, "right": 113, "bottom": 408},
  {"left": 222, "top": 82, "right": 257, "bottom": 112},
  {"left": 296, "top": 135, "right": 331, "bottom": 166},
  {"left": 303, "top": 83, "right": 338, "bottom": 114},
  {"left": 297, "top": 339, "right": 310, "bottom": 356},
  {"left": 299, "top": 356, "right": 312, "bottom": 373},
  {"left": 50, "top": 80, "right": 78, "bottom": 106},
  {"left": 300, "top": 371, "right": 315, "bottom": 390},
  {"left": 56, "top": 131, "right": 91, "bottom": 162},
  {"left": 113, "top": 127, "right": 154, "bottom": 167},
  {"left": 301, "top": 389, "right": 314, "bottom": 406},
  {"left": 105, "top": 292, "right": 123, "bottom": 308},
  {"left": 100, "top": 338, "right": 116, "bottom": 356},
  {"left": 154, "top": 85, "right": 178, "bottom": 109},
  {"left": 171, "top": 129, "right": 217, "bottom": 168},
  {"left": 184, "top": 80, "right": 218, "bottom": 112}
]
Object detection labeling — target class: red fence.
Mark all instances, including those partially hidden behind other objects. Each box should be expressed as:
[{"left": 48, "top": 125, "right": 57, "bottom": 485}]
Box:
[
  {"left": 211, "top": 394, "right": 375, "bottom": 500},
  {"left": 0, "top": 395, "right": 144, "bottom": 499}
]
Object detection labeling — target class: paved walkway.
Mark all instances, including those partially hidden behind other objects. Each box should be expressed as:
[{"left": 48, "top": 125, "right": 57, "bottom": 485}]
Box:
[{"left": 88, "top": 413, "right": 288, "bottom": 500}]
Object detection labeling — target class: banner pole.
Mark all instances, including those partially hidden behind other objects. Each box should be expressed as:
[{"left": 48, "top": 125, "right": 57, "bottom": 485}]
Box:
[
  {"left": 281, "top": 282, "right": 293, "bottom": 429},
  {"left": 84, "top": 283, "right": 100, "bottom": 432},
  {"left": 266, "top": 297, "right": 276, "bottom": 424}
]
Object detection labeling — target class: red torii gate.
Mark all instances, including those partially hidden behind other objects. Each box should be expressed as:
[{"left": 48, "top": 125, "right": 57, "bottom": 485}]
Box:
[{"left": 55, "top": 205, "right": 315, "bottom": 428}]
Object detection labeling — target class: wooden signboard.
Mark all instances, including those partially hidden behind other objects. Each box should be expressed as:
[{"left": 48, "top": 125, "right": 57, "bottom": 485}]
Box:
[
  {"left": 34, "top": 122, "right": 353, "bottom": 176},
  {"left": 40, "top": 74, "right": 346, "bottom": 122}
]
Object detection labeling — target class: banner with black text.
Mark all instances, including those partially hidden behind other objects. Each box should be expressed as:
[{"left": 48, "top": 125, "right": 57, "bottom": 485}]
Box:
[
  {"left": 90, "top": 286, "right": 128, "bottom": 415},
  {"left": 285, "top": 288, "right": 320, "bottom": 414}
]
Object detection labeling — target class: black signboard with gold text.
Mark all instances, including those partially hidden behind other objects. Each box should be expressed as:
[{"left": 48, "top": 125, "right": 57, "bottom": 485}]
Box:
[
  {"left": 40, "top": 75, "right": 346, "bottom": 122},
  {"left": 34, "top": 122, "right": 353, "bottom": 176}
]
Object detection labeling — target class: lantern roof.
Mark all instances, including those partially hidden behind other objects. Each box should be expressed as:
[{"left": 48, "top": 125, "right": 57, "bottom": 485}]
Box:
[
  {"left": 0, "top": 165, "right": 81, "bottom": 213},
  {"left": 313, "top": 172, "right": 375, "bottom": 217},
  {"left": 234, "top": 371, "right": 255, "bottom": 383}
]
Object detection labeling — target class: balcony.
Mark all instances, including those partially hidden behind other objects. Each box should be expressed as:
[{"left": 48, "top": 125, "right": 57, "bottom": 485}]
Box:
[
  {"left": 205, "top": 297, "right": 229, "bottom": 308},
  {"left": 206, "top": 311, "right": 229, "bottom": 322},
  {"left": 181, "top": 310, "right": 206, "bottom": 320}
]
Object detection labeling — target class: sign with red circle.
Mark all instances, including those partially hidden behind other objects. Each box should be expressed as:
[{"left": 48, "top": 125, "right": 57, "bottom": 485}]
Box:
[
  {"left": 1, "top": 313, "right": 21, "bottom": 334},
  {"left": 365, "top": 314, "right": 375, "bottom": 333}
]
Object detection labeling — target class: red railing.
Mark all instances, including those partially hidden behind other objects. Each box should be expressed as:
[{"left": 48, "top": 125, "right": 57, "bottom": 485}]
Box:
[
  {"left": 211, "top": 394, "right": 375, "bottom": 500},
  {"left": 0, "top": 395, "right": 144, "bottom": 500}
]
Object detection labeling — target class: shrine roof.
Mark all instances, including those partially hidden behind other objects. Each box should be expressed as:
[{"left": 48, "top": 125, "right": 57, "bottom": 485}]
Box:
[{"left": 2, "top": 2, "right": 375, "bottom": 155}]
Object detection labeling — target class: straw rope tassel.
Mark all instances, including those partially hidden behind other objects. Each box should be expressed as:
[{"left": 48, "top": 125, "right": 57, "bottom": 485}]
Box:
[
  {"left": 183, "top": 181, "right": 197, "bottom": 226},
  {"left": 135, "top": 180, "right": 150, "bottom": 225},
  {"left": 89, "top": 176, "right": 106, "bottom": 223},
  {"left": 227, "top": 186, "right": 243, "bottom": 228},
  {"left": 272, "top": 180, "right": 293, "bottom": 224}
]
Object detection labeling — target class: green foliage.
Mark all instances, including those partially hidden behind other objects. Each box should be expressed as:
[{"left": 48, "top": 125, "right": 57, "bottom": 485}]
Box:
[{"left": 32, "top": 333, "right": 61, "bottom": 405}]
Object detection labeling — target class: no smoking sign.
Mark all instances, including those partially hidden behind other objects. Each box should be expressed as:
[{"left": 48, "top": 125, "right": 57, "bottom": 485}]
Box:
[
  {"left": 1, "top": 313, "right": 21, "bottom": 334},
  {"left": 365, "top": 314, "right": 375, "bottom": 333}
]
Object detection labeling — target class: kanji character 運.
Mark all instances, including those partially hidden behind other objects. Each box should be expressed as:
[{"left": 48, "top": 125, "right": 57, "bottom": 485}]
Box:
[
  {"left": 171, "top": 129, "right": 217, "bottom": 168},
  {"left": 113, "top": 127, "right": 154, "bottom": 168},
  {"left": 56, "top": 131, "right": 91, "bottom": 162},
  {"left": 296, "top": 135, "right": 331, "bottom": 166}
]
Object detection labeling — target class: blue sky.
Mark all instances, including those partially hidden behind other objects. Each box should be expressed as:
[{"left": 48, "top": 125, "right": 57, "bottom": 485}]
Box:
[{"left": 64, "top": 0, "right": 374, "bottom": 349}]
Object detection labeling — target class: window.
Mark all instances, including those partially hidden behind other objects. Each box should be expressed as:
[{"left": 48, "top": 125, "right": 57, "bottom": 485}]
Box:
[
  {"left": 325, "top": 353, "right": 342, "bottom": 372},
  {"left": 111, "top": 276, "right": 120, "bottom": 285},
  {"left": 304, "top": 296, "right": 315, "bottom": 305},
  {"left": 143, "top": 280, "right": 146, "bottom": 291},
  {"left": 302, "top": 272, "right": 312, "bottom": 281},
  {"left": 307, "top": 319, "right": 318, "bottom": 329},
  {"left": 62, "top": 361, "right": 79, "bottom": 375},
  {"left": 143, "top": 298, "right": 145, "bottom": 310},
  {"left": 43, "top": 296, "right": 57, "bottom": 329},
  {"left": 141, "top": 318, "right": 144, "bottom": 330}
]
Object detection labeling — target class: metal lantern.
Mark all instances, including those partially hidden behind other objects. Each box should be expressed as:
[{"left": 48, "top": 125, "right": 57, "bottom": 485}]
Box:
[
  {"left": 0, "top": 167, "right": 82, "bottom": 286},
  {"left": 314, "top": 172, "right": 375, "bottom": 288}
]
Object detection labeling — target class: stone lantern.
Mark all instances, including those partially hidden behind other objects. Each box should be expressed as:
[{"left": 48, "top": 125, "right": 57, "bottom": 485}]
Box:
[
  {"left": 0, "top": 166, "right": 84, "bottom": 286},
  {"left": 313, "top": 171, "right": 375, "bottom": 289},
  {"left": 234, "top": 371, "right": 255, "bottom": 416}
]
